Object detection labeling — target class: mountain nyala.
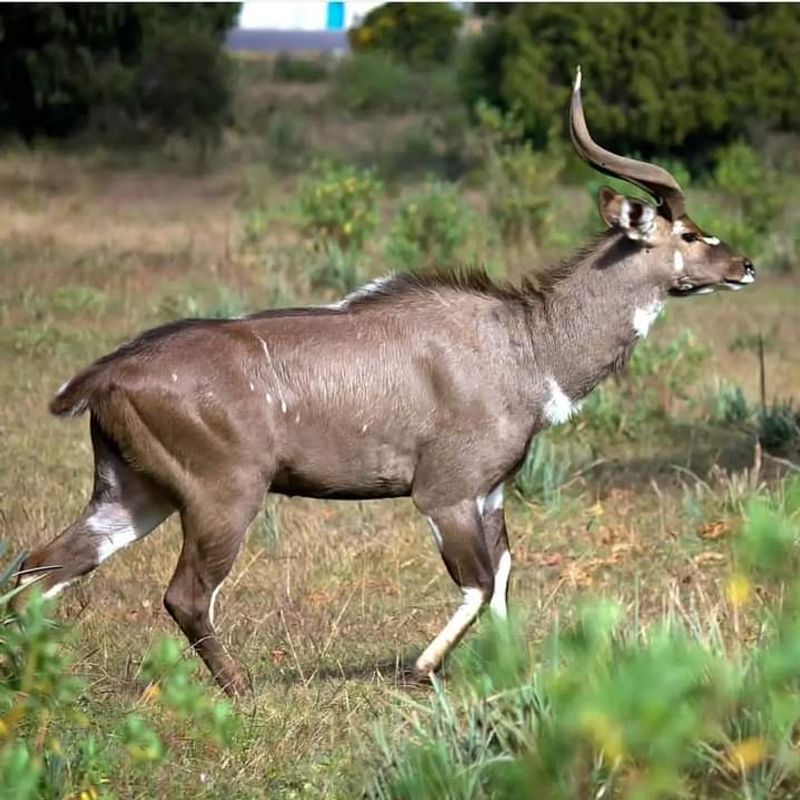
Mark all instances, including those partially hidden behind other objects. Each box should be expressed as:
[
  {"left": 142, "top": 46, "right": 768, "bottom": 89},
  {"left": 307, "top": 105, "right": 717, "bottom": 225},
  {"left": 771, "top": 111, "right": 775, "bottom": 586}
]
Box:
[{"left": 18, "top": 70, "right": 756, "bottom": 694}]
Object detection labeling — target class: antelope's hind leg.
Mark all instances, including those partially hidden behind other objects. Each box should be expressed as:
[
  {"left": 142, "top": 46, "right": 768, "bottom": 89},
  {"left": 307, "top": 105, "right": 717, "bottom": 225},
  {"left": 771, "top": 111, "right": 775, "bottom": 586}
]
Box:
[
  {"left": 163, "top": 481, "right": 265, "bottom": 696},
  {"left": 414, "top": 498, "right": 495, "bottom": 678},
  {"left": 480, "top": 483, "right": 511, "bottom": 619},
  {"left": 19, "top": 418, "right": 174, "bottom": 598}
]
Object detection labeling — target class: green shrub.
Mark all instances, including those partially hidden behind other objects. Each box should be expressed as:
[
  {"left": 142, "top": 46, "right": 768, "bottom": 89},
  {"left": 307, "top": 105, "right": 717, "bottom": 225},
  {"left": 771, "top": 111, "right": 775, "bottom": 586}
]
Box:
[
  {"left": 298, "top": 160, "right": 382, "bottom": 252},
  {"left": 707, "top": 381, "right": 751, "bottom": 425},
  {"left": 474, "top": 101, "right": 561, "bottom": 247},
  {"left": 460, "top": 4, "right": 800, "bottom": 160},
  {"left": 371, "top": 478, "right": 800, "bottom": 799},
  {"left": 386, "top": 180, "right": 474, "bottom": 269},
  {"left": 513, "top": 435, "right": 573, "bottom": 509},
  {"left": 331, "top": 53, "right": 417, "bottom": 114},
  {"left": 135, "top": 24, "right": 233, "bottom": 155},
  {"left": 348, "top": 3, "right": 463, "bottom": 67},
  {"left": 0, "top": 545, "right": 236, "bottom": 799},
  {"left": 309, "top": 244, "right": 363, "bottom": 295},
  {"left": 263, "top": 108, "right": 312, "bottom": 172},
  {"left": 759, "top": 400, "right": 800, "bottom": 453},
  {"left": 272, "top": 51, "right": 329, "bottom": 83}
]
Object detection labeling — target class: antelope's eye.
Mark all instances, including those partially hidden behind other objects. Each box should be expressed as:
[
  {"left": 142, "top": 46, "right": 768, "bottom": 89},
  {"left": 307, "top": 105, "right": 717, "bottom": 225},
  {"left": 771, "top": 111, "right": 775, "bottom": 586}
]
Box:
[{"left": 681, "top": 232, "right": 698, "bottom": 243}]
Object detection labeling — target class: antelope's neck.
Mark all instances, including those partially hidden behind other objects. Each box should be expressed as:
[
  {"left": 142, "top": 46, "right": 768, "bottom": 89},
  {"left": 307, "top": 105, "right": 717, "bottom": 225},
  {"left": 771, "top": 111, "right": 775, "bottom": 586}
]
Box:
[{"left": 528, "top": 246, "right": 668, "bottom": 406}]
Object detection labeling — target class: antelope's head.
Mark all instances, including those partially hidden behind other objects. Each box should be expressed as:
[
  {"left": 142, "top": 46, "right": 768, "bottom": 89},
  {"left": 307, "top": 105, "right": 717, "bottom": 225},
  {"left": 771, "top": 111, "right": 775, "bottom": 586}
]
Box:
[{"left": 571, "top": 68, "right": 756, "bottom": 296}]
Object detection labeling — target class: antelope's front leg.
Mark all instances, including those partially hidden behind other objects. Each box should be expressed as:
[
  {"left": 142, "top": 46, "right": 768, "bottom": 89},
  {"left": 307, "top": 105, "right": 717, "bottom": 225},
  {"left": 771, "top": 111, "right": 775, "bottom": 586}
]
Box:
[
  {"left": 414, "top": 497, "right": 495, "bottom": 678},
  {"left": 479, "top": 483, "right": 511, "bottom": 619}
]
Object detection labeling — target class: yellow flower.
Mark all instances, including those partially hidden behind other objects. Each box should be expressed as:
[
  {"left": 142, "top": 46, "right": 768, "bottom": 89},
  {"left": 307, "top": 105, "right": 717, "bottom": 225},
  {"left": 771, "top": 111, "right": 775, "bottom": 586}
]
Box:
[
  {"left": 726, "top": 573, "right": 752, "bottom": 608},
  {"left": 728, "top": 737, "right": 767, "bottom": 771},
  {"left": 582, "top": 711, "right": 625, "bottom": 762}
]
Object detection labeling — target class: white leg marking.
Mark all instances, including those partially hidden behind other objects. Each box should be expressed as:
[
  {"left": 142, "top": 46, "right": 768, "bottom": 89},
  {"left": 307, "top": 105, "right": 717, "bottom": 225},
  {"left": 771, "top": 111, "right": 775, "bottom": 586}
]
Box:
[
  {"left": 415, "top": 588, "right": 485, "bottom": 675},
  {"left": 490, "top": 551, "right": 511, "bottom": 619},
  {"left": 88, "top": 500, "right": 167, "bottom": 563},
  {"left": 43, "top": 580, "right": 73, "bottom": 599},
  {"left": 484, "top": 483, "right": 504, "bottom": 515},
  {"left": 673, "top": 250, "right": 685, "bottom": 273},
  {"left": 209, "top": 581, "right": 224, "bottom": 628},
  {"left": 632, "top": 300, "right": 664, "bottom": 339},
  {"left": 544, "top": 377, "right": 578, "bottom": 425},
  {"left": 426, "top": 517, "right": 443, "bottom": 551}
]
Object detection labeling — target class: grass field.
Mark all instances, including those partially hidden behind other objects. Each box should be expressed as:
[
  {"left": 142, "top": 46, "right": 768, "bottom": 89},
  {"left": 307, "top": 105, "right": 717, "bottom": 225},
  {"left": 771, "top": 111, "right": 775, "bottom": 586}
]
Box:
[{"left": 1, "top": 70, "right": 799, "bottom": 797}]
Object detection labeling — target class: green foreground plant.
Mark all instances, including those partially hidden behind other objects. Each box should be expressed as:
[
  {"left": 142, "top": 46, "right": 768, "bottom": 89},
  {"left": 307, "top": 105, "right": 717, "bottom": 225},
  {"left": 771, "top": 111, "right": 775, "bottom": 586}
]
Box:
[
  {"left": 0, "top": 550, "right": 236, "bottom": 799},
  {"left": 371, "top": 478, "right": 800, "bottom": 799}
]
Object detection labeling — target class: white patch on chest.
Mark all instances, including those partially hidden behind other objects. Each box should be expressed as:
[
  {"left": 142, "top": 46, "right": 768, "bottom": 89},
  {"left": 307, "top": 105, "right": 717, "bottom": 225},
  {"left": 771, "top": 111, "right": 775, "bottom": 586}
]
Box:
[
  {"left": 633, "top": 300, "right": 664, "bottom": 339},
  {"left": 544, "top": 377, "right": 578, "bottom": 425}
]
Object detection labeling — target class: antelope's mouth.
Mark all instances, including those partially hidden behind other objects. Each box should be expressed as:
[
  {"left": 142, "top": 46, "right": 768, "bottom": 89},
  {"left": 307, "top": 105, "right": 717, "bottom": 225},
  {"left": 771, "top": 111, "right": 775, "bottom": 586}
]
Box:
[{"left": 671, "top": 272, "right": 755, "bottom": 297}]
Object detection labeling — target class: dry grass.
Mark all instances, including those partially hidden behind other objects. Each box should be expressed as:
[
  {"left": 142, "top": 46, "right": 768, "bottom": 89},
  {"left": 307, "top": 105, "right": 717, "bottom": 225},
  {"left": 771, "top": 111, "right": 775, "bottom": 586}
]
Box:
[{"left": 1, "top": 149, "right": 797, "bottom": 797}]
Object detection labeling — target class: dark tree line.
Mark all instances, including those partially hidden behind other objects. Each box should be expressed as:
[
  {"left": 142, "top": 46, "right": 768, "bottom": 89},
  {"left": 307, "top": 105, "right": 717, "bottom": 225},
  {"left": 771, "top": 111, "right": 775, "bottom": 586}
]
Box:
[{"left": 0, "top": 4, "right": 238, "bottom": 143}]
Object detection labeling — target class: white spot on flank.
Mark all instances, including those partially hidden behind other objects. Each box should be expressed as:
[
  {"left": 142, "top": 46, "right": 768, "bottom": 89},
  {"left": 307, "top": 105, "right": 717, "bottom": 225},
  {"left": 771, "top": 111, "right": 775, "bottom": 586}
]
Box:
[
  {"left": 415, "top": 587, "right": 485, "bottom": 675},
  {"left": 426, "top": 517, "right": 443, "bottom": 550},
  {"left": 673, "top": 250, "right": 685, "bottom": 274},
  {"left": 171, "top": 373, "right": 177, "bottom": 382},
  {"left": 249, "top": 382, "right": 255, "bottom": 392},
  {"left": 257, "top": 335, "right": 289, "bottom": 413},
  {"left": 361, "top": 423, "right": 368, "bottom": 434},
  {"left": 544, "top": 377, "right": 578, "bottom": 425},
  {"left": 633, "top": 300, "right": 664, "bottom": 339},
  {"left": 266, "top": 393, "right": 273, "bottom": 404},
  {"left": 490, "top": 551, "right": 512, "bottom": 618}
]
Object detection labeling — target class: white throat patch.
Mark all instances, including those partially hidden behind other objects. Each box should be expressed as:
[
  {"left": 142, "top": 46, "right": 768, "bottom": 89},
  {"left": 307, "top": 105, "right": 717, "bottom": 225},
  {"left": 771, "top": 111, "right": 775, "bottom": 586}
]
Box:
[
  {"left": 633, "top": 300, "right": 664, "bottom": 339},
  {"left": 673, "top": 250, "right": 685, "bottom": 274},
  {"left": 544, "top": 377, "right": 578, "bottom": 425}
]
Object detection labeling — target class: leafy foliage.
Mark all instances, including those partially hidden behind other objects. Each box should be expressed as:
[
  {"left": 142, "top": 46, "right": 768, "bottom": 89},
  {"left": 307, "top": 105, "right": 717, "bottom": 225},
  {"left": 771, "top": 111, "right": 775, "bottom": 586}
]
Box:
[
  {"left": 0, "top": 4, "right": 238, "bottom": 143},
  {"left": 474, "top": 100, "right": 562, "bottom": 246},
  {"left": 461, "top": 4, "right": 800, "bottom": 159},
  {"left": 0, "top": 546, "right": 235, "bottom": 799},
  {"left": 386, "top": 180, "right": 474, "bottom": 269},
  {"left": 298, "top": 160, "right": 382, "bottom": 252},
  {"left": 372, "top": 479, "right": 800, "bottom": 799},
  {"left": 348, "top": 3, "right": 463, "bottom": 67}
]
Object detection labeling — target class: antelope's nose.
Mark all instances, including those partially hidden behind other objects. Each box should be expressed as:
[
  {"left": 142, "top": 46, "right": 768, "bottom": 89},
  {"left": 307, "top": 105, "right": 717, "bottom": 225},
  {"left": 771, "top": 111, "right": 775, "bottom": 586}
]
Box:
[{"left": 742, "top": 258, "right": 756, "bottom": 283}]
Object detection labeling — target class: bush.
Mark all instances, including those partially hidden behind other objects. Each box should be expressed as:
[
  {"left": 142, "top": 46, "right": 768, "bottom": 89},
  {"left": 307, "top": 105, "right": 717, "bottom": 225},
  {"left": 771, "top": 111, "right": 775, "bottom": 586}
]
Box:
[
  {"left": 759, "top": 401, "right": 800, "bottom": 453},
  {"left": 331, "top": 53, "right": 417, "bottom": 114},
  {"left": 474, "top": 101, "right": 562, "bottom": 247},
  {"left": 460, "top": 4, "right": 800, "bottom": 160},
  {"left": 707, "top": 381, "right": 751, "bottom": 426},
  {"left": 0, "top": 545, "right": 236, "bottom": 798},
  {"left": 512, "top": 435, "right": 573, "bottom": 509},
  {"left": 349, "top": 3, "right": 463, "bottom": 67},
  {"left": 298, "top": 160, "right": 383, "bottom": 252},
  {"left": 272, "top": 51, "right": 329, "bottom": 83},
  {"left": 371, "top": 478, "right": 800, "bottom": 799},
  {"left": 263, "top": 108, "right": 312, "bottom": 172},
  {"left": 386, "top": 180, "right": 474, "bottom": 269},
  {"left": 135, "top": 24, "right": 233, "bottom": 155}
]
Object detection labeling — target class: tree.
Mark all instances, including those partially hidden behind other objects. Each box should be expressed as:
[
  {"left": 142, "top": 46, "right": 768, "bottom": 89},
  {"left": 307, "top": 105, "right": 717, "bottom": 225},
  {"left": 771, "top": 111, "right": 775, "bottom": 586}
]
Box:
[
  {"left": 460, "top": 4, "right": 799, "bottom": 161},
  {"left": 348, "top": 2, "right": 463, "bottom": 67},
  {"left": 0, "top": 3, "right": 239, "bottom": 141}
]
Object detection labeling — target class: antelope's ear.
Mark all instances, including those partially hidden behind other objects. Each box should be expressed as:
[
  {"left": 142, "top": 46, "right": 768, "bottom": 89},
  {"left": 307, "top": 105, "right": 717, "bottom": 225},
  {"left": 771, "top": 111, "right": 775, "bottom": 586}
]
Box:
[{"left": 598, "top": 187, "right": 657, "bottom": 241}]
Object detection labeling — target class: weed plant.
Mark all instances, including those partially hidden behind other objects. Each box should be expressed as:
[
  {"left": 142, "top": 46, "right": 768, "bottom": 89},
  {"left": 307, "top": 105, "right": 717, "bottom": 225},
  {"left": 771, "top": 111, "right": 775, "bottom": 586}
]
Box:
[{"left": 371, "top": 478, "right": 800, "bottom": 799}]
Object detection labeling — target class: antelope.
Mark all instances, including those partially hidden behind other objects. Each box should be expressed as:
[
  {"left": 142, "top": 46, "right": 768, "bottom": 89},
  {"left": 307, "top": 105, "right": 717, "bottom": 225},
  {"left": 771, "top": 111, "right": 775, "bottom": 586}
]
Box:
[{"left": 18, "top": 70, "right": 755, "bottom": 695}]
